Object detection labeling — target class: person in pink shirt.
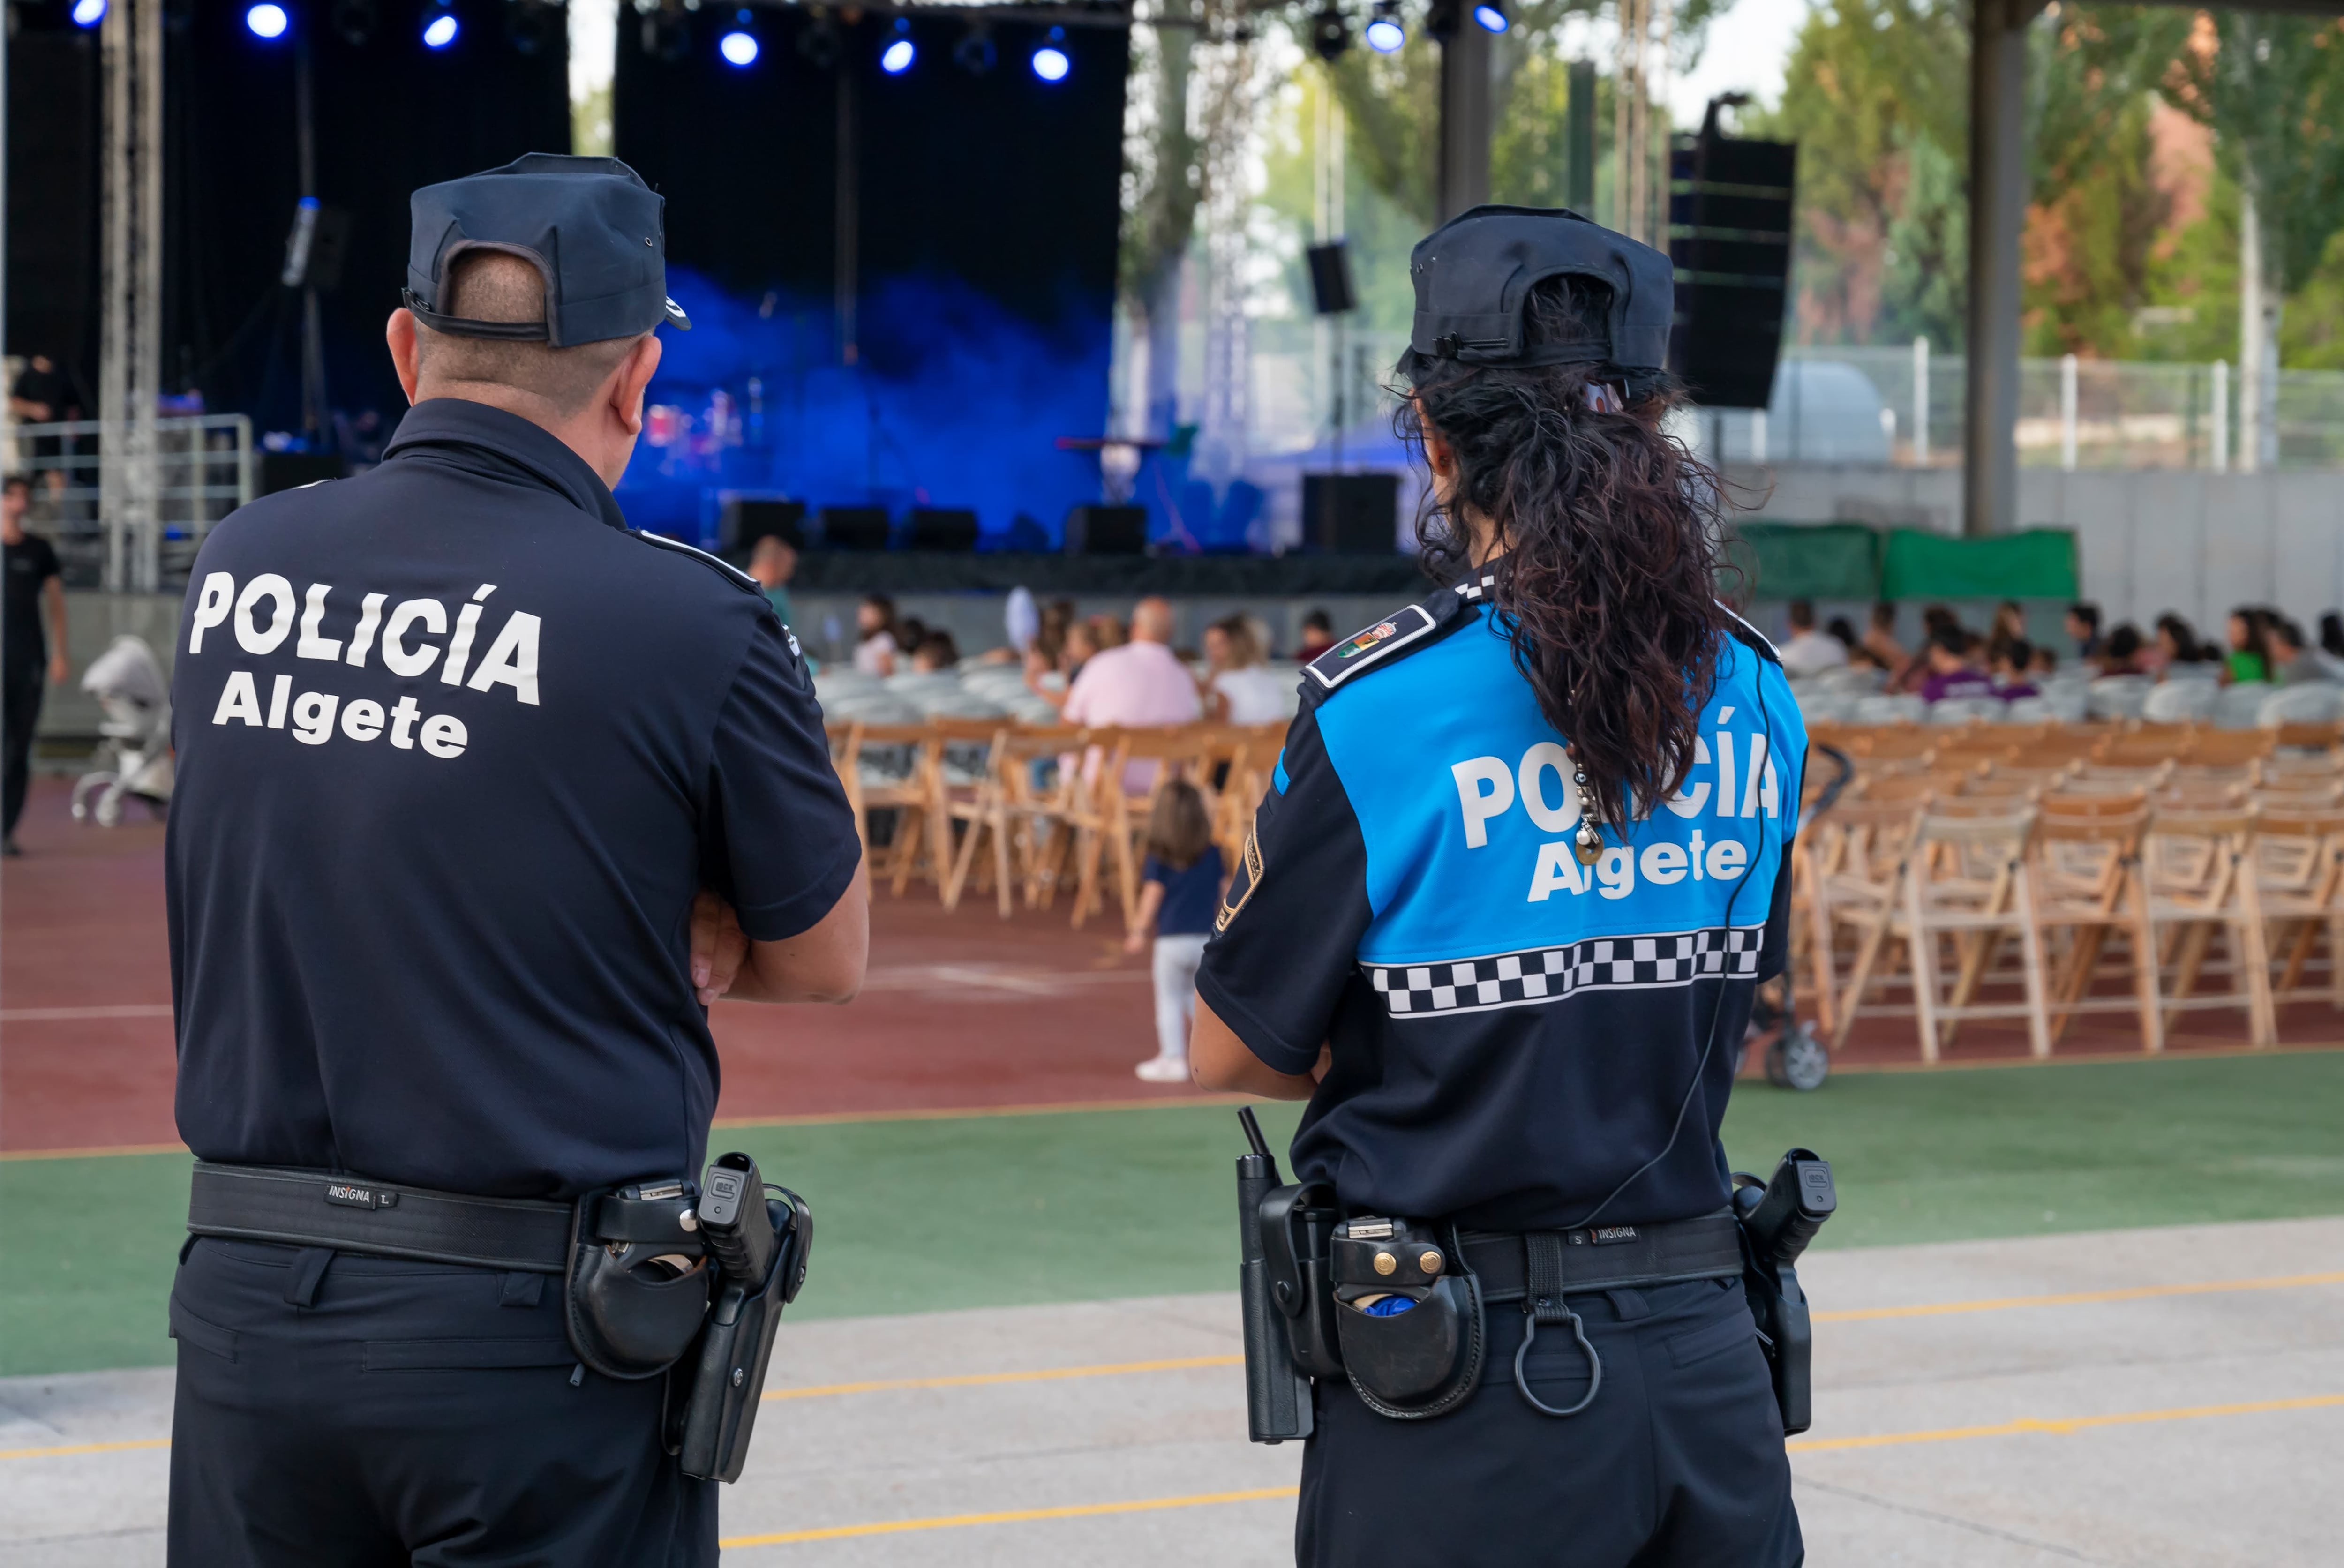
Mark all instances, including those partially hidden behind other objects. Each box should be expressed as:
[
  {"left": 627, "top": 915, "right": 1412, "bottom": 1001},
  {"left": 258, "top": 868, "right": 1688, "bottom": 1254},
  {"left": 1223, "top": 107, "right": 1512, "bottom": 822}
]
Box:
[{"left": 1061, "top": 597, "right": 1202, "bottom": 729}]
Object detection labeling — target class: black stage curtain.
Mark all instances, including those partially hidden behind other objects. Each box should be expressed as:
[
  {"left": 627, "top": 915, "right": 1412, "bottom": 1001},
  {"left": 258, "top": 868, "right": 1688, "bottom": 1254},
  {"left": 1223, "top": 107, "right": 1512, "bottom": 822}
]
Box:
[
  {"left": 166, "top": 0, "right": 570, "bottom": 440},
  {"left": 615, "top": 7, "right": 1128, "bottom": 328},
  {"left": 5, "top": 19, "right": 104, "bottom": 404}
]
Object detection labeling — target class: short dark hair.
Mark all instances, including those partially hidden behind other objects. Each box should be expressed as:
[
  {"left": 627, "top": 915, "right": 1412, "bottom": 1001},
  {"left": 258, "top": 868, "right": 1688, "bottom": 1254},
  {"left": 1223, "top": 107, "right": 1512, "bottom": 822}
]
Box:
[
  {"left": 413, "top": 252, "right": 645, "bottom": 416},
  {"left": 2001, "top": 638, "right": 2034, "bottom": 668},
  {"left": 1871, "top": 602, "right": 1898, "bottom": 631},
  {"left": 1301, "top": 608, "right": 1333, "bottom": 634},
  {"left": 2272, "top": 619, "right": 2306, "bottom": 653},
  {"left": 1826, "top": 616, "right": 1859, "bottom": 647},
  {"left": 1, "top": 473, "right": 30, "bottom": 496},
  {"left": 1931, "top": 624, "right": 1967, "bottom": 657},
  {"left": 2069, "top": 602, "right": 2101, "bottom": 631},
  {"left": 1787, "top": 600, "right": 1816, "bottom": 630}
]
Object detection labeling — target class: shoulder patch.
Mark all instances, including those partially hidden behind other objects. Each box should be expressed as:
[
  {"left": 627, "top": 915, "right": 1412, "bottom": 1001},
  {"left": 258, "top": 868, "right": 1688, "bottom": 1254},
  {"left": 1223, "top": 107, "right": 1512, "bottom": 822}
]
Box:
[
  {"left": 1305, "top": 602, "right": 1443, "bottom": 691},
  {"left": 1720, "top": 602, "right": 1781, "bottom": 665},
  {"left": 631, "top": 530, "right": 764, "bottom": 596}
]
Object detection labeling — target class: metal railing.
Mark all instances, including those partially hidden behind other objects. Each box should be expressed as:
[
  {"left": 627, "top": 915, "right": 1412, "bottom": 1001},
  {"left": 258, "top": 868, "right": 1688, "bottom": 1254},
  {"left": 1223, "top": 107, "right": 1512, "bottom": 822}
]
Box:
[{"left": 5, "top": 414, "right": 253, "bottom": 590}]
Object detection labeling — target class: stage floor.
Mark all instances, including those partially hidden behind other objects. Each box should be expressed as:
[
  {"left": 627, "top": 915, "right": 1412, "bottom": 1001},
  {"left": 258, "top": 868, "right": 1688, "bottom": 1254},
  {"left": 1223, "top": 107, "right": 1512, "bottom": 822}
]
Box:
[{"left": 2, "top": 777, "right": 2335, "bottom": 1157}]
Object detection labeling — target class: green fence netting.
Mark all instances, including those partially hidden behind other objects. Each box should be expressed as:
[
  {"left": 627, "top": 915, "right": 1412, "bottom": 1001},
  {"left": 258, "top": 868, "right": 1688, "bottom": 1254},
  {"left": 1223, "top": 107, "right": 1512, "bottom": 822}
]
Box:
[{"left": 1724, "top": 523, "right": 2078, "bottom": 603}]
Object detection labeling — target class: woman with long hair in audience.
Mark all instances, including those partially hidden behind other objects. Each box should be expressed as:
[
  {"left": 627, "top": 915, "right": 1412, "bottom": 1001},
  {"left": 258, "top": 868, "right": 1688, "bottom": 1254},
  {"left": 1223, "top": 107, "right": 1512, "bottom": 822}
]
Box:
[{"left": 2223, "top": 607, "right": 2274, "bottom": 685}]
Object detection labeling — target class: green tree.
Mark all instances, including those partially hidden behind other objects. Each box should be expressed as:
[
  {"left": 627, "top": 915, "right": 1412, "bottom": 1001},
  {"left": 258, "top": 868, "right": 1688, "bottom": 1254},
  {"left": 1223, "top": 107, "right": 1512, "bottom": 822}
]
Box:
[{"left": 1120, "top": 2, "right": 1205, "bottom": 432}]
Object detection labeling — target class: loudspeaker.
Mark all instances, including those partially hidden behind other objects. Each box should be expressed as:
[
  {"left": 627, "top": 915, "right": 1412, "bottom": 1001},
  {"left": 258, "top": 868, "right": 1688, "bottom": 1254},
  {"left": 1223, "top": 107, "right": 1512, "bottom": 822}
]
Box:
[
  {"left": 1301, "top": 473, "right": 1399, "bottom": 555},
  {"left": 1306, "top": 242, "right": 1356, "bottom": 316},
  {"left": 907, "top": 508, "right": 979, "bottom": 552},
  {"left": 1667, "top": 132, "right": 1796, "bottom": 410},
  {"left": 720, "top": 495, "right": 806, "bottom": 554},
  {"left": 257, "top": 451, "right": 345, "bottom": 494},
  {"left": 816, "top": 506, "right": 892, "bottom": 551},
  {"left": 1063, "top": 504, "right": 1147, "bottom": 555},
  {"left": 279, "top": 202, "right": 351, "bottom": 293}
]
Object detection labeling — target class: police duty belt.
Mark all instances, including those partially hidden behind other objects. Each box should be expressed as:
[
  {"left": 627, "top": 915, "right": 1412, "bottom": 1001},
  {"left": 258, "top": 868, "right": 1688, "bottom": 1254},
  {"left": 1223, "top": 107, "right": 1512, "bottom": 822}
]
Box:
[
  {"left": 1458, "top": 1212, "right": 1745, "bottom": 1304},
  {"left": 187, "top": 1161, "right": 576, "bottom": 1272}
]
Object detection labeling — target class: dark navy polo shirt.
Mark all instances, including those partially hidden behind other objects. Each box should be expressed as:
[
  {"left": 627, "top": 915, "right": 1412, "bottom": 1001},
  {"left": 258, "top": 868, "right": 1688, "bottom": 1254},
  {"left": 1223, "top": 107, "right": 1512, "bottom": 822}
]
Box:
[
  {"left": 1196, "top": 581, "right": 1804, "bottom": 1232},
  {"left": 166, "top": 398, "right": 860, "bottom": 1200}
]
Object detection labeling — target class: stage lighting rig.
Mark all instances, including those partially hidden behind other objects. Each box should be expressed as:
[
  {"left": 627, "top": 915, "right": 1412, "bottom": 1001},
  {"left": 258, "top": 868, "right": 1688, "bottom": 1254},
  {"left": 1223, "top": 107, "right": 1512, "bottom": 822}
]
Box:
[
  {"left": 421, "top": 0, "right": 460, "bottom": 48},
  {"left": 1030, "top": 24, "right": 1068, "bottom": 82},
  {"left": 951, "top": 20, "right": 995, "bottom": 74},
  {"left": 719, "top": 8, "right": 760, "bottom": 64},
  {"left": 332, "top": 0, "right": 376, "bottom": 45},
  {"left": 245, "top": 2, "right": 290, "bottom": 39},
  {"left": 879, "top": 17, "right": 915, "bottom": 72},
  {"left": 505, "top": 0, "right": 563, "bottom": 55},
  {"left": 71, "top": 0, "right": 106, "bottom": 28},
  {"left": 797, "top": 8, "right": 841, "bottom": 68},
  {"left": 1309, "top": 4, "right": 1348, "bottom": 61},
  {"left": 1363, "top": 0, "right": 1402, "bottom": 51},
  {"left": 1473, "top": 0, "right": 1506, "bottom": 30},
  {"left": 638, "top": 0, "right": 692, "bottom": 63}
]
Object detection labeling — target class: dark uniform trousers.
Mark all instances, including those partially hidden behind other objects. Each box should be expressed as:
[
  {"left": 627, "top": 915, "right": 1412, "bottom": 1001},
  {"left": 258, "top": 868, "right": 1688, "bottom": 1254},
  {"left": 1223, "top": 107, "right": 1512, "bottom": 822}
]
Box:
[
  {"left": 1297, "top": 1277, "right": 1802, "bottom": 1568},
  {"left": 168, "top": 1238, "right": 717, "bottom": 1568}
]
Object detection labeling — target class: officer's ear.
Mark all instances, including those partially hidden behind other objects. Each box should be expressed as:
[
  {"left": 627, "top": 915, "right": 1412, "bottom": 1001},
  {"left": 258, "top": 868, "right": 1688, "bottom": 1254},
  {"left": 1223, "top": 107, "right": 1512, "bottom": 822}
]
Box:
[
  {"left": 387, "top": 308, "right": 424, "bottom": 405},
  {"left": 1414, "top": 396, "right": 1456, "bottom": 484},
  {"left": 609, "top": 331, "right": 664, "bottom": 436}
]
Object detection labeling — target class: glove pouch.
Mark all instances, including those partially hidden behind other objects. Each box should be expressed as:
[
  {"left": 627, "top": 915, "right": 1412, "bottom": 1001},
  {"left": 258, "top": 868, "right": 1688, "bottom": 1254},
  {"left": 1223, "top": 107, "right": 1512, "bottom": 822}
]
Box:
[{"left": 1330, "top": 1219, "right": 1484, "bottom": 1421}]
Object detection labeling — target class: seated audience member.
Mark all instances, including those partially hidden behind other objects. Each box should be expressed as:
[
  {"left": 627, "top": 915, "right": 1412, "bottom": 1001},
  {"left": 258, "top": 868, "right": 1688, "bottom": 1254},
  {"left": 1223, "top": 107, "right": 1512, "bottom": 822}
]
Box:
[
  {"left": 1201, "top": 615, "right": 1291, "bottom": 725},
  {"left": 1862, "top": 602, "right": 1908, "bottom": 673},
  {"left": 2098, "top": 623, "right": 2147, "bottom": 677},
  {"left": 1826, "top": 615, "right": 1862, "bottom": 653},
  {"left": 2066, "top": 601, "right": 2103, "bottom": 661},
  {"left": 910, "top": 631, "right": 961, "bottom": 674},
  {"left": 1986, "top": 600, "right": 2027, "bottom": 664},
  {"left": 1991, "top": 639, "right": 2039, "bottom": 699},
  {"left": 1296, "top": 609, "right": 1337, "bottom": 660},
  {"left": 1844, "top": 642, "right": 1891, "bottom": 675},
  {"left": 1918, "top": 626, "right": 1997, "bottom": 704},
  {"left": 1778, "top": 600, "right": 1849, "bottom": 678},
  {"left": 1028, "top": 620, "right": 1098, "bottom": 712},
  {"left": 2152, "top": 613, "right": 2209, "bottom": 676},
  {"left": 2030, "top": 645, "right": 2059, "bottom": 678},
  {"left": 2269, "top": 619, "right": 2326, "bottom": 685},
  {"left": 1090, "top": 612, "right": 1129, "bottom": 651},
  {"left": 2222, "top": 609, "right": 2272, "bottom": 685},
  {"left": 2322, "top": 612, "right": 2344, "bottom": 668},
  {"left": 1063, "top": 597, "right": 1202, "bottom": 730},
  {"left": 854, "top": 593, "right": 902, "bottom": 677},
  {"left": 1893, "top": 606, "right": 1961, "bottom": 693}
]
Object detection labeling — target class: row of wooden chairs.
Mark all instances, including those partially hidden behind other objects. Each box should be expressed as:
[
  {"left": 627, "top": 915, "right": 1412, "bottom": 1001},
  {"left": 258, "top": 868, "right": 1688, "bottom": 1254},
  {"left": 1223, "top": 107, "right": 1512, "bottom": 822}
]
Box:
[
  {"left": 823, "top": 719, "right": 1285, "bottom": 927},
  {"left": 1800, "top": 774, "right": 2344, "bottom": 1061}
]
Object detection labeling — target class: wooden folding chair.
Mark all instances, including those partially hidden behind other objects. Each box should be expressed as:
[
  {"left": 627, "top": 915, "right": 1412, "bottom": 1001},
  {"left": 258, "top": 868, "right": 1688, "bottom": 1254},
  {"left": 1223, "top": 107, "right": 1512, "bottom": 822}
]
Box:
[
  {"left": 2187, "top": 730, "right": 2276, "bottom": 769},
  {"left": 832, "top": 721, "right": 939, "bottom": 894},
  {"left": 2250, "top": 806, "right": 2344, "bottom": 1011},
  {"left": 2140, "top": 807, "right": 2278, "bottom": 1048},
  {"left": 1900, "top": 807, "right": 2052, "bottom": 1061},
  {"left": 922, "top": 719, "right": 1009, "bottom": 912},
  {"left": 2031, "top": 795, "right": 2161, "bottom": 1052},
  {"left": 1072, "top": 728, "right": 1208, "bottom": 929},
  {"left": 1820, "top": 777, "right": 1939, "bottom": 1050}
]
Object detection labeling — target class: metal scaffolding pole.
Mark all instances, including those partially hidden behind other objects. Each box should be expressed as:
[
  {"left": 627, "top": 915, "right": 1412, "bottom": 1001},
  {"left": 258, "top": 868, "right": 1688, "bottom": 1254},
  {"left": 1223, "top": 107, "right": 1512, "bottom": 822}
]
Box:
[
  {"left": 1961, "top": 0, "right": 2036, "bottom": 538},
  {"left": 1437, "top": 18, "right": 1491, "bottom": 222},
  {"left": 100, "top": 0, "right": 165, "bottom": 592}
]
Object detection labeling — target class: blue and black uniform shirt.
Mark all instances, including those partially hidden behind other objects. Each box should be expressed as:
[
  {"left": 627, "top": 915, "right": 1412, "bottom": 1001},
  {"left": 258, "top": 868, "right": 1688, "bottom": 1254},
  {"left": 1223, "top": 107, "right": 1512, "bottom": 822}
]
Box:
[
  {"left": 1196, "top": 573, "right": 1807, "bottom": 1232},
  {"left": 166, "top": 398, "right": 861, "bottom": 1200}
]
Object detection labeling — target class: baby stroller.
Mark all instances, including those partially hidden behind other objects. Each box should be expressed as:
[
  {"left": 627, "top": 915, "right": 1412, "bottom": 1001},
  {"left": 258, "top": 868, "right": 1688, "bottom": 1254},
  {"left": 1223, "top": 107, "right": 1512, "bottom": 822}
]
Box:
[
  {"left": 1735, "top": 743, "right": 1855, "bottom": 1092},
  {"left": 71, "top": 635, "right": 173, "bottom": 826}
]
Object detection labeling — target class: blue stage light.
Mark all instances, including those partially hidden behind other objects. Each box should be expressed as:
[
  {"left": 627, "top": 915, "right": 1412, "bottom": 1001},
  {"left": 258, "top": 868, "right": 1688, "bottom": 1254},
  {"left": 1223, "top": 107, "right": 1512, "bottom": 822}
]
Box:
[
  {"left": 422, "top": 10, "right": 458, "bottom": 46},
  {"left": 1031, "top": 26, "right": 1068, "bottom": 82},
  {"left": 1473, "top": 1, "right": 1508, "bottom": 31},
  {"left": 880, "top": 18, "right": 914, "bottom": 73},
  {"left": 244, "top": 2, "right": 289, "bottom": 38},
  {"left": 720, "top": 28, "right": 759, "bottom": 65},
  {"left": 1364, "top": 15, "right": 1403, "bottom": 50},
  {"left": 72, "top": 0, "right": 106, "bottom": 24}
]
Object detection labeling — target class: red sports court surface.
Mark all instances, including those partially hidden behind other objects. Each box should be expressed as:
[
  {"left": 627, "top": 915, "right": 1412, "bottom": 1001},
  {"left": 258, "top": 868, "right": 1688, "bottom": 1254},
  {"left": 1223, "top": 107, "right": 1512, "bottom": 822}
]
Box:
[{"left": 1, "top": 777, "right": 2324, "bottom": 1155}]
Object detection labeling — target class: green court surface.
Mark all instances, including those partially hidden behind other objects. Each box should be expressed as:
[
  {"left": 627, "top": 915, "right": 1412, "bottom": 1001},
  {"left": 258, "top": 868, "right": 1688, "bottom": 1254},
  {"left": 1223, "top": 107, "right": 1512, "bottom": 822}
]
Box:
[{"left": 5, "top": 1050, "right": 2343, "bottom": 1379}]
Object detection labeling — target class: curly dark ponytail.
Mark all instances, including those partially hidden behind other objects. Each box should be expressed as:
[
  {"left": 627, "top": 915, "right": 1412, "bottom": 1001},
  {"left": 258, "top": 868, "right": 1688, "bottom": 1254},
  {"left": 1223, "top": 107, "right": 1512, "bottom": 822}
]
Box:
[{"left": 1397, "top": 273, "right": 1731, "bottom": 837}]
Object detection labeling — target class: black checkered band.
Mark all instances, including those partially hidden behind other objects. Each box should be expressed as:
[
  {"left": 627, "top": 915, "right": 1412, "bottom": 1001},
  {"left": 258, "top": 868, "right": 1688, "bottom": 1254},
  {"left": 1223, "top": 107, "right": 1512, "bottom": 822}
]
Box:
[
  {"left": 1453, "top": 574, "right": 1497, "bottom": 602},
  {"left": 1363, "top": 925, "right": 1766, "bottom": 1019}
]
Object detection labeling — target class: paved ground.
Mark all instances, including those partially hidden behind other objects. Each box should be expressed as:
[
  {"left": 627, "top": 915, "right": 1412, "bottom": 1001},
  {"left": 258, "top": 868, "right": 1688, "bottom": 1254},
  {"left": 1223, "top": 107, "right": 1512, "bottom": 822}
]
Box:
[{"left": 5, "top": 1216, "right": 2338, "bottom": 1566}]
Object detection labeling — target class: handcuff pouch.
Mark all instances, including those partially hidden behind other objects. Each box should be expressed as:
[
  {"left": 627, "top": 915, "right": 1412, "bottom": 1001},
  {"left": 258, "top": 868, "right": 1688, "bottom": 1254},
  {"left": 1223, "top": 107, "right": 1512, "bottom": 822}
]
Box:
[
  {"left": 1330, "top": 1217, "right": 1484, "bottom": 1420},
  {"left": 564, "top": 1180, "right": 711, "bottom": 1381}
]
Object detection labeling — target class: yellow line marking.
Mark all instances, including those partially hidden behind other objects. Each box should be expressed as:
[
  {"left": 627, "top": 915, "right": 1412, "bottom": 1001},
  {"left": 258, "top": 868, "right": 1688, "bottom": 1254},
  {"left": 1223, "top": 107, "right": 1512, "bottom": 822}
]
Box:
[
  {"left": 1815, "top": 1269, "right": 2344, "bottom": 1322},
  {"left": 719, "top": 1487, "right": 1298, "bottom": 1548},
  {"left": 1790, "top": 1393, "right": 2344, "bottom": 1453},
  {"left": 0, "top": 1438, "right": 170, "bottom": 1461},
  {"left": 763, "top": 1354, "right": 1244, "bottom": 1403}
]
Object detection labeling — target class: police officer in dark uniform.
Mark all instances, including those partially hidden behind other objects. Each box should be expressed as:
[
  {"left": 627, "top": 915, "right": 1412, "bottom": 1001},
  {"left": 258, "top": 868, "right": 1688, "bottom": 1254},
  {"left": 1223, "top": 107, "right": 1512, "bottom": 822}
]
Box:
[
  {"left": 1193, "top": 207, "right": 1808, "bottom": 1565},
  {"left": 164, "top": 154, "right": 867, "bottom": 1566}
]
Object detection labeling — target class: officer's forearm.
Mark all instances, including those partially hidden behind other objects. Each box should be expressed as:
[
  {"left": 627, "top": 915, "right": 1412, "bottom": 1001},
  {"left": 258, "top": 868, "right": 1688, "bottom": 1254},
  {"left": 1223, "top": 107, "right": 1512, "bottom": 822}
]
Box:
[
  {"left": 729, "top": 860, "right": 869, "bottom": 1004},
  {"left": 1190, "top": 998, "right": 1319, "bottom": 1099}
]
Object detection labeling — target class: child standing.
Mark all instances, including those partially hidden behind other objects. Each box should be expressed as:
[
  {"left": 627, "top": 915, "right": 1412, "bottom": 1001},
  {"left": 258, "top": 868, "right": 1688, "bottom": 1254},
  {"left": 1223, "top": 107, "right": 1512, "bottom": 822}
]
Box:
[{"left": 1124, "top": 779, "right": 1225, "bottom": 1083}]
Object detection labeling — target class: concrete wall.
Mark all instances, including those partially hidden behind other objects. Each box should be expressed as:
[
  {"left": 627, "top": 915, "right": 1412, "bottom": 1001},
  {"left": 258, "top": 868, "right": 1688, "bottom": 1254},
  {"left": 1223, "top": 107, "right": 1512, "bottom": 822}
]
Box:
[{"left": 1731, "top": 463, "right": 2344, "bottom": 638}]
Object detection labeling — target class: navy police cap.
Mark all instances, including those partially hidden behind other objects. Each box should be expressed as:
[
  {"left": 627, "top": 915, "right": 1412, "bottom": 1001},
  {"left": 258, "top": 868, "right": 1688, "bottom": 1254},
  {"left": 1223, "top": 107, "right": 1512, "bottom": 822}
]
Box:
[
  {"left": 405, "top": 153, "right": 691, "bottom": 348},
  {"left": 1399, "top": 204, "right": 1671, "bottom": 378}
]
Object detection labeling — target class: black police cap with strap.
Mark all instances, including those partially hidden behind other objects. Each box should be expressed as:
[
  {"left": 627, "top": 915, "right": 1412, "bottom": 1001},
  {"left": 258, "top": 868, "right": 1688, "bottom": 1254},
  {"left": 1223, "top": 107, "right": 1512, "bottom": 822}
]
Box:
[
  {"left": 1398, "top": 205, "right": 1672, "bottom": 390},
  {"left": 405, "top": 153, "right": 691, "bottom": 348}
]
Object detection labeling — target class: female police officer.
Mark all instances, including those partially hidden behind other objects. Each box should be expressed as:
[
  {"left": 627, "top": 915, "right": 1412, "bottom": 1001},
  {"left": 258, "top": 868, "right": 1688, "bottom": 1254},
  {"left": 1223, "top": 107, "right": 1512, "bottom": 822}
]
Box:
[{"left": 1191, "top": 206, "right": 1806, "bottom": 1566}]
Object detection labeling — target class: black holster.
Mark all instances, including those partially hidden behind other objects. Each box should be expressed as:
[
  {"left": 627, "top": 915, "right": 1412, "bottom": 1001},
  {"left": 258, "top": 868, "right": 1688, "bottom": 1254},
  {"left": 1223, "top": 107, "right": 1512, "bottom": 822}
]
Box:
[
  {"left": 670, "top": 1183, "right": 811, "bottom": 1482},
  {"left": 1734, "top": 1149, "right": 1837, "bottom": 1436}
]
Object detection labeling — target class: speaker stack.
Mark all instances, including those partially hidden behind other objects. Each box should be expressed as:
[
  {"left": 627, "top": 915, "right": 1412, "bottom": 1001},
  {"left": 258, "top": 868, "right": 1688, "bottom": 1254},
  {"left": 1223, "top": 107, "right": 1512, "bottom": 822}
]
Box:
[{"left": 1666, "top": 127, "right": 1796, "bottom": 410}]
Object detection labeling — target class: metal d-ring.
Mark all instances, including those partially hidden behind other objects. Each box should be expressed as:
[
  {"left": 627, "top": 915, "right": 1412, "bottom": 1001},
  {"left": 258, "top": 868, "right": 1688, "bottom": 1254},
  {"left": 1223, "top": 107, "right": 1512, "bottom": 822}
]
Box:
[{"left": 1512, "top": 1301, "right": 1603, "bottom": 1418}]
